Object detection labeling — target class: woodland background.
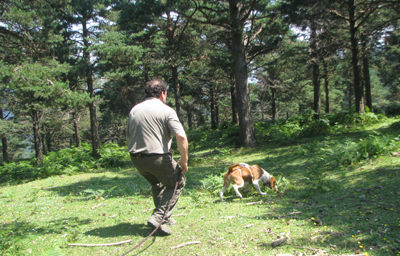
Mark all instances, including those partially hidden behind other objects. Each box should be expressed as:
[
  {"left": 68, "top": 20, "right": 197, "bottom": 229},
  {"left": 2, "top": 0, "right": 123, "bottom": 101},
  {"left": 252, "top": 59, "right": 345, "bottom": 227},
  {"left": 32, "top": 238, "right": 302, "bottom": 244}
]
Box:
[{"left": 1, "top": 0, "right": 400, "bottom": 165}]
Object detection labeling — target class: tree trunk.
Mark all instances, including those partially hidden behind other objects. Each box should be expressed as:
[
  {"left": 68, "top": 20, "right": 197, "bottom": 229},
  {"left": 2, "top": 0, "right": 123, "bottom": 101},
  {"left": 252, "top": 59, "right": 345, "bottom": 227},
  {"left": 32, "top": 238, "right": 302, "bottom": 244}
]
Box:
[
  {"left": 361, "top": 35, "right": 372, "bottom": 112},
  {"left": 229, "top": 0, "right": 257, "bottom": 147},
  {"left": 349, "top": 0, "right": 364, "bottom": 113},
  {"left": 210, "top": 84, "right": 217, "bottom": 129},
  {"left": 0, "top": 107, "right": 10, "bottom": 163},
  {"left": 46, "top": 130, "right": 51, "bottom": 153},
  {"left": 347, "top": 81, "right": 352, "bottom": 110},
  {"left": 42, "top": 132, "right": 48, "bottom": 155},
  {"left": 271, "top": 87, "right": 277, "bottom": 121},
  {"left": 187, "top": 105, "right": 193, "bottom": 129},
  {"left": 171, "top": 65, "right": 184, "bottom": 126},
  {"left": 310, "top": 24, "right": 321, "bottom": 119},
  {"left": 230, "top": 79, "right": 238, "bottom": 124},
  {"left": 73, "top": 112, "right": 81, "bottom": 147},
  {"left": 31, "top": 109, "right": 43, "bottom": 164},
  {"left": 82, "top": 17, "right": 101, "bottom": 159},
  {"left": 323, "top": 59, "right": 330, "bottom": 114}
]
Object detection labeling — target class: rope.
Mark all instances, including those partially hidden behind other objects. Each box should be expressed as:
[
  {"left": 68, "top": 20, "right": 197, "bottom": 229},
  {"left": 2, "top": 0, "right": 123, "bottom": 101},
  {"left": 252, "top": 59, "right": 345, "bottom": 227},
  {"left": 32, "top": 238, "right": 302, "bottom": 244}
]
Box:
[
  {"left": 188, "top": 153, "right": 233, "bottom": 165},
  {"left": 121, "top": 174, "right": 182, "bottom": 256}
]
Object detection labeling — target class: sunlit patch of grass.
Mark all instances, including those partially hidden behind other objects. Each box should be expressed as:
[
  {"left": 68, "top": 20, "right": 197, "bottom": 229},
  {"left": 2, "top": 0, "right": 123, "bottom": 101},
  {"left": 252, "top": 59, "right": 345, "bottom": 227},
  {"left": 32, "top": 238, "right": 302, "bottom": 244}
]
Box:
[{"left": 1, "top": 118, "right": 400, "bottom": 255}]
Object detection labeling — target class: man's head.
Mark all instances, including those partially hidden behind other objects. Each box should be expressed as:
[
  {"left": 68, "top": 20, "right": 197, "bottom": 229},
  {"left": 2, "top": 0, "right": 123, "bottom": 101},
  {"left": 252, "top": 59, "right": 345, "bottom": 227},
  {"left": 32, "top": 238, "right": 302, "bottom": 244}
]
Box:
[{"left": 145, "top": 79, "right": 168, "bottom": 99}]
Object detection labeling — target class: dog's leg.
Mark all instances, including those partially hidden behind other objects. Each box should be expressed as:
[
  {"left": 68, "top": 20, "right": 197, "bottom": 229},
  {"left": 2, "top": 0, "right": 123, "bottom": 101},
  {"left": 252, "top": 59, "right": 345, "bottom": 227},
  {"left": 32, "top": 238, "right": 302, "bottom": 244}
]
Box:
[
  {"left": 219, "top": 179, "right": 231, "bottom": 201},
  {"left": 253, "top": 180, "right": 267, "bottom": 196},
  {"left": 232, "top": 182, "right": 245, "bottom": 199},
  {"left": 219, "top": 185, "right": 228, "bottom": 201}
]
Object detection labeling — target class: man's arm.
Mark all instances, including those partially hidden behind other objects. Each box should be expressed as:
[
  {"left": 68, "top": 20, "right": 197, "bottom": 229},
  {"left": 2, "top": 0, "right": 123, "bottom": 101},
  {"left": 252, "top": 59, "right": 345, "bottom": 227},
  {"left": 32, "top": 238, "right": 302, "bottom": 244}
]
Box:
[{"left": 175, "top": 132, "right": 189, "bottom": 173}]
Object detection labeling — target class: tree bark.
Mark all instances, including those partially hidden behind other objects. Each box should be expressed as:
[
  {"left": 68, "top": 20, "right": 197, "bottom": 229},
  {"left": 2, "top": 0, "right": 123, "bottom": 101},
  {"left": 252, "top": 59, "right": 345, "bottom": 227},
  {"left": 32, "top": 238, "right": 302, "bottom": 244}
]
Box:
[
  {"left": 73, "top": 112, "right": 81, "bottom": 147},
  {"left": 31, "top": 109, "right": 43, "bottom": 164},
  {"left": 361, "top": 35, "right": 372, "bottom": 112},
  {"left": 210, "top": 84, "right": 217, "bottom": 129},
  {"left": 322, "top": 59, "right": 330, "bottom": 114},
  {"left": 0, "top": 107, "right": 10, "bottom": 163},
  {"left": 310, "top": 24, "right": 321, "bottom": 119},
  {"left": 42, "top": 133, "right": 48, "bottom": 155},
  {"left": 82, "top": 17, "right": 101, "bottom": 158},
  {"left": 271, "top": 87, "right": 277, "bottom": 121},
  {"left": 230, "top": 79, "right": 238, "bottom": 124},
  {"left": 229, "top": 0, "right": 257, "bottom": 147},
  {"left": 349, "top": 0, "right": 364, "bottom": 113},
  {"left": 171, "top": 65, "right": 184, "bottom": 126}
]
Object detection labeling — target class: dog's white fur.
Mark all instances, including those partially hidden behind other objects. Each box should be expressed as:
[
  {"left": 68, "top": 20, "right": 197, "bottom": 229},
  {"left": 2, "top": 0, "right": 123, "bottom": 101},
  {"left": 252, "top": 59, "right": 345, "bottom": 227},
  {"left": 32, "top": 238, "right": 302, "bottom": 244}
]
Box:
[{"left": 219, "top": 163, "right": 277, "bottom": 201}]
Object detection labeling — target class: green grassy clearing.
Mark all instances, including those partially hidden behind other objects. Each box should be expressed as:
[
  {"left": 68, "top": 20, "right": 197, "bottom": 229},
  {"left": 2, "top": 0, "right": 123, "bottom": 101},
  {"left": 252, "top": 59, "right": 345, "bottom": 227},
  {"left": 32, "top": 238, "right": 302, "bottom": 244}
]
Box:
[{"left": 1, "top": 119, "right": 400, "bottom": 256}]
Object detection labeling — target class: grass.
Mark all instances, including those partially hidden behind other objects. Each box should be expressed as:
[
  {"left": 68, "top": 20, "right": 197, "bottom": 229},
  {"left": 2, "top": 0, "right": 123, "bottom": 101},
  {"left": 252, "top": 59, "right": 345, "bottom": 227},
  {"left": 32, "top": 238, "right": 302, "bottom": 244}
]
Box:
[{"left": 1, "top": 119, "right": 400, "bottom": 255}]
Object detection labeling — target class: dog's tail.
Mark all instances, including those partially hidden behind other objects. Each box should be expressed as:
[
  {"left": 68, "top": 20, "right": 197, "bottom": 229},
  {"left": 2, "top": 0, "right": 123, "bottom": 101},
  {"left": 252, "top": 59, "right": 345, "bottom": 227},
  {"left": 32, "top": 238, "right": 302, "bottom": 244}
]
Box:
[{"left": 227, "top": 163, "right": 242, "bottom": 174}]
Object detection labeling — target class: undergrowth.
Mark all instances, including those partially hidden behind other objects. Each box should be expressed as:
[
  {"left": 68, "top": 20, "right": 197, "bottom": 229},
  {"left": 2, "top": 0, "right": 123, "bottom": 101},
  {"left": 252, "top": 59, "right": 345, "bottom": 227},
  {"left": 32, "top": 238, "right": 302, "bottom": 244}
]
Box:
[{"left": 0, "top": 113, "right": 399, "bottom": 255}]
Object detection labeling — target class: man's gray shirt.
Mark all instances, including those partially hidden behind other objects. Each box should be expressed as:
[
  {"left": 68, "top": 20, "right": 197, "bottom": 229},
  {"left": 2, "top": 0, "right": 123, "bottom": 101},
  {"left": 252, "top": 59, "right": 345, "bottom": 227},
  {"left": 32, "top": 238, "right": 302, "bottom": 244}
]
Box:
[{"left": 127, "top": 98, "right": 185, "bottom": 154}]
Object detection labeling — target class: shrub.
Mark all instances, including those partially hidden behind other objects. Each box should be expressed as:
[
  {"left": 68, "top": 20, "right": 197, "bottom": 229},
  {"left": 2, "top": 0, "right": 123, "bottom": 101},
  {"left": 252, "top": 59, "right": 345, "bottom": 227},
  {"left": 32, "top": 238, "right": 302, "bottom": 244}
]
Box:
[
  {"left": 199, "top": 173, "right": 224, "bottom": 195},
  {"left": 384, "top": 104, "right": 400, "bottom": 117},
  {"left": 328, "top": 134, "right": 394, "bottom": 166},
  {"left": 298, "top": 118, "right": 331, "bottom": 137},
  {"left": 0, "top": 143, "right": 132, "bottom": 184}
]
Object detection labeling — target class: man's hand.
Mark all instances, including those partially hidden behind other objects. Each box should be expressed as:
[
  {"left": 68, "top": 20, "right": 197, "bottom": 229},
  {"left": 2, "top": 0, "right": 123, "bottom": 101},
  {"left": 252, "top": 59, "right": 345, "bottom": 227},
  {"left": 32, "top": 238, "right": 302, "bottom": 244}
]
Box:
[
  {"left": 177, "top": 158, "right": 188, "bottom": 173},
  {"left": 176, "top": 132, "right": 189, "bottom": 174}
]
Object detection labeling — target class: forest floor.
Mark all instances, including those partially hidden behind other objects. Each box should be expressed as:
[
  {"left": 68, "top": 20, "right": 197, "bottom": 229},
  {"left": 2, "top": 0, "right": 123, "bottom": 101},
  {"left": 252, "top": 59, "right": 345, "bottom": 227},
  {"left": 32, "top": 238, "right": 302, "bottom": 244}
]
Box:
[{"left": 1, "top": 119, "right": 400, "bottom": 256}]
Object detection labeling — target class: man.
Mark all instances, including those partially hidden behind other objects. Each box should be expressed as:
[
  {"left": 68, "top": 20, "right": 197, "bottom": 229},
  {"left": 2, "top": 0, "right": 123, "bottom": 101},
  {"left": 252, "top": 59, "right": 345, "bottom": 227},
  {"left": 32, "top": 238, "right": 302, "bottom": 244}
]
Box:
[{"left": 126, "top": 79, "right": 188, "bottom": 236}]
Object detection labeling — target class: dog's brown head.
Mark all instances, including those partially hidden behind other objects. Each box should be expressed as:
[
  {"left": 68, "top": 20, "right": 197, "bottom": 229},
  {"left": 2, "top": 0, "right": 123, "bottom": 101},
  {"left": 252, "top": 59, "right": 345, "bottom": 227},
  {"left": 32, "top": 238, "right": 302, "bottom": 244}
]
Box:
[{"left": 268, "top": 177, "right": 276, "bottom": 189}]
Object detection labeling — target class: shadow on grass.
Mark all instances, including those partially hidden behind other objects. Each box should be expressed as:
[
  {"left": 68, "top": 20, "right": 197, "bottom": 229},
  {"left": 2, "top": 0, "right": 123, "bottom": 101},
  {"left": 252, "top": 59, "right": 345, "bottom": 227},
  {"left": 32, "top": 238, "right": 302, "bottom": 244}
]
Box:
[{"left": 84, "top": 223, "right": 150, "bottom": 238}]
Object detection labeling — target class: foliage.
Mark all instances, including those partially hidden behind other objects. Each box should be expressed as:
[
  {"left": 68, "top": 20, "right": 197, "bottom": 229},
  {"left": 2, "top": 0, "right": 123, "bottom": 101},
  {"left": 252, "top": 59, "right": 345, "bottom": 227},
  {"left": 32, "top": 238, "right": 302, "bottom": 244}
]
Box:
[
  {"left": 0, "top": 224, "right": 23, "bottom": 255},
  {"left": 0, "top": 116, "right": 399, "bottom": 255},
  {"left": 188, "top": 125, "right": 241, "bottom": 150},
  {"left": 0, "top": 143, "right": 131, "bottom": 184},
  {"left": 199, "top": 173, "right": 225, "bottom": 195},
  {"left": 328, "top": 134, "right": 396, "bottom": 166}
]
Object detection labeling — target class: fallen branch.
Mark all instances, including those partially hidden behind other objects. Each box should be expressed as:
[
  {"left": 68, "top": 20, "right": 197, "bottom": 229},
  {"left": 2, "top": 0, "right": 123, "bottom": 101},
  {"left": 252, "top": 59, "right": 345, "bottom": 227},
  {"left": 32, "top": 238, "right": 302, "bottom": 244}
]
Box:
[
  {"left": 244, "top": 224, "right": 254, "bottom": 228},
  {"left": 67, "top": 240, "right": 132, "bottom": 247},
  {"left": 271, "top": 231, "right": 290, "bottom": 248},
  {"left": 170, "top": 241, "right": 201, "bottom": 249},
  {"left": 90, "top": 203, "right": 103, "bottom": 209},
  {"left": 42, "top": 186, "right": 59, "bottom": 190},
  {"left": 246, "top": 201, "right": 263, "bottom": 205},
  {"left": 311, "top": 218, "right": 323, "bottom": 226},
  {"left": 172, "top": 214, "right": 187, "bottom": 217}
]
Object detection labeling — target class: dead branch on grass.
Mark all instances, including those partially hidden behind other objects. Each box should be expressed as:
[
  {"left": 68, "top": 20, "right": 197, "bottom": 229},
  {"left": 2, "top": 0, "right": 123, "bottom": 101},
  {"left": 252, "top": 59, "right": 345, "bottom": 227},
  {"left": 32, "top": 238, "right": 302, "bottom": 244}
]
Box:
[
  {"left": 90, "top": 203, "right": 103, "bottom": 209},
  {"left": 170, "top": 241, "right": 201, "bottom": 249},
  {"left": 246, "top": 201, "right": 263, "bottom": 205},
  {"left": 67, "top": 240, "right": 132, "bottom": 247},
  {"left": 271, "top": 231, "right": 290, "bottom": 248}
]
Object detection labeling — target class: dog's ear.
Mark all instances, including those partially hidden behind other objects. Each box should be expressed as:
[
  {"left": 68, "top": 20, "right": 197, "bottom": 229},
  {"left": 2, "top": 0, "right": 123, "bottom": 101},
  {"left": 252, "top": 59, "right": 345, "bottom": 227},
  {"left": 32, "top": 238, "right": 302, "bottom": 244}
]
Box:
[{"left": 269, "top": 177, "right": 276, "bottom": 189}]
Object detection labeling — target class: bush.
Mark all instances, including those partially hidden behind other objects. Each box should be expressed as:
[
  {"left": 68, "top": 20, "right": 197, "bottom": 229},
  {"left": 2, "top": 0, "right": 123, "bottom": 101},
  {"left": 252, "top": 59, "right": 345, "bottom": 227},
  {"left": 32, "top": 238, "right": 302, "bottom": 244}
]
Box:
[
  {"left": 200, "top": 173, "right": 224, "bottom": 195},
  {"left": 97, "top": 143, "right": 131, "bottom": 168},
  {"left": 384, "top": 104, "right": 400, "bottom": 117},
  {"left": 0, "top": 143, "right": 131, "bottom": 184},
  {"left": 328, "top": 134, "right": 394, "bottom": 166},
  {"left": 255, "top": 119, "right": 301, "bottom": 142},
  {"left": 188, "top": 125, "right": 240, "bottom": 150},
  {"left": 298, "top": 119, "right": 331, "bottom": 137}
]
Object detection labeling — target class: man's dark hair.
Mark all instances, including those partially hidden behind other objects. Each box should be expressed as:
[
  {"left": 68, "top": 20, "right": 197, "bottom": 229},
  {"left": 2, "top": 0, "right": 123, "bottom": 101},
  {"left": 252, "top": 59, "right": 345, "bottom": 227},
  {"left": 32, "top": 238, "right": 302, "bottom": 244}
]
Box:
[{"left": 145, "top": 79, "right": 168, "bottom": 98}]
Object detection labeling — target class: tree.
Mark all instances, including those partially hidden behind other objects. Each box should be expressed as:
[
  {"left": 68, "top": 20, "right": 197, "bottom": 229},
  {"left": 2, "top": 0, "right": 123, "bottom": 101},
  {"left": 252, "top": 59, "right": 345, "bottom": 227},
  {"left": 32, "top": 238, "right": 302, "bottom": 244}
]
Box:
[
  {"left": 58, "top": 0, "right": 112, "bottom": 158},
  {"left": 1, "top": 60, "right": 72, "bottom": 163},
  {"left": 327, "top": 0, "right": 400, "bottom": 113},
  {"left": 175, "top": 0, "right": 287, "bottom": 147}
]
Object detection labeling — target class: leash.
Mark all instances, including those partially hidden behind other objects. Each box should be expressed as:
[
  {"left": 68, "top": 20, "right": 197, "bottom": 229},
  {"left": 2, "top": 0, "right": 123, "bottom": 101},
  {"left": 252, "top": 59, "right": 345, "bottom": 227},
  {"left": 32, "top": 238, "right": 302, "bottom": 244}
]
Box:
[
  {"left": 188, "top": 153, "right": 233, "bottom": 165},
  {"left": 121, "top": 173, "right": 182, "bottom": 256}
]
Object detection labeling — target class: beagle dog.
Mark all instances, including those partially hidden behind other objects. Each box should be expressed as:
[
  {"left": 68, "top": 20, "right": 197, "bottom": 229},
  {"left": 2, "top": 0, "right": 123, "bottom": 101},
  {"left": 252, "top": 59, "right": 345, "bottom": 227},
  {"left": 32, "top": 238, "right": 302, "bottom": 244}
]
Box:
[{"left": 219, "top": 163, "right": 278, "bottom": 201}]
